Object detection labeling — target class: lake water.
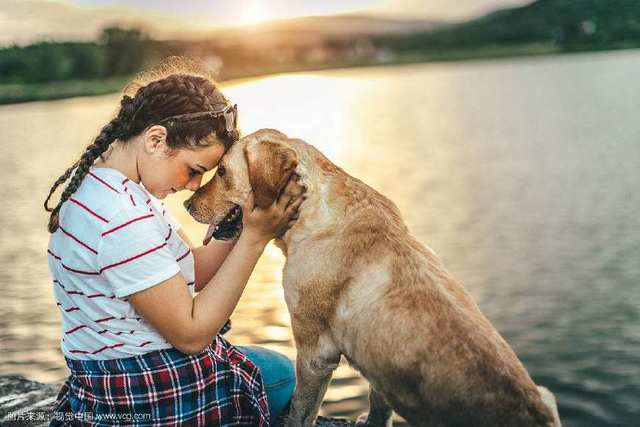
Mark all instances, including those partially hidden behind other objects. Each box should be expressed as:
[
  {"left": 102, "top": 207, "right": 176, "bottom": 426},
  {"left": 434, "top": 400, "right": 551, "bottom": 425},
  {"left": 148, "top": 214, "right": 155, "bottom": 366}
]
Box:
[{"left": 1, "top": 50, "right": 639, "bottom": 426}]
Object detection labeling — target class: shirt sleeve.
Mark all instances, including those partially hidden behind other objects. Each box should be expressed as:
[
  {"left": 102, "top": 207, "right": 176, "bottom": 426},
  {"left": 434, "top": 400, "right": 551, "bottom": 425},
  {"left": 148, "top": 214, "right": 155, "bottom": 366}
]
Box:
[{"left": 97, "top": 208, "right": 181, "bottom": 298}]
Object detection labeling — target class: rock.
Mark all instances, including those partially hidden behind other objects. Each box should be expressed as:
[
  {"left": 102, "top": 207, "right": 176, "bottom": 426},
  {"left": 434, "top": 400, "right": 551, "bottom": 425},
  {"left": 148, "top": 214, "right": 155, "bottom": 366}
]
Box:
[
  {"left": 0, "top": 375, "right": 59, "bottom": 426},
  {"left": 0, "top": 375, "right": 358, "bottom": 426},
  {"left": 275, "top": 416, "right": 357, "bottom": 426}
]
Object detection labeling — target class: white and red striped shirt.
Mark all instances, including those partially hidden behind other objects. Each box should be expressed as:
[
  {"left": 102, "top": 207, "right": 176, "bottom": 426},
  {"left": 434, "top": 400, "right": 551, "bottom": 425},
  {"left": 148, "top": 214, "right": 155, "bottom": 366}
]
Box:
[{"left": 48, "top": 167, "right": 195, "bottom": 360}]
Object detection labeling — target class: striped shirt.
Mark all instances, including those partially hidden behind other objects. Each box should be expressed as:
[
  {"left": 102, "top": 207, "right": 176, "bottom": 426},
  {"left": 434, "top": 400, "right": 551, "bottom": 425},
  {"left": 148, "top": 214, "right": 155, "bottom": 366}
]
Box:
[{"left": 48, "top": 167, "right": 195, "bottom": 360}]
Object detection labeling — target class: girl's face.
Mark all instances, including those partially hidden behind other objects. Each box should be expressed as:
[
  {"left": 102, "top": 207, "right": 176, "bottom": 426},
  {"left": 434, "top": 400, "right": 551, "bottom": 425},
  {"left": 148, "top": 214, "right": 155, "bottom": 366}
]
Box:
[{"left": 141, "top": 131, "right": 226, "bottom": 199}]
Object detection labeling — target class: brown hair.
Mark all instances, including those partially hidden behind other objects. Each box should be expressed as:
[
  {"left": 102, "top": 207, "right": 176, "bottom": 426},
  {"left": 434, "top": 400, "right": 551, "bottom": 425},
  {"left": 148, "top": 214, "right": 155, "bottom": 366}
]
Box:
[{"left": 44, "top": 57, "right": 238, "bottom": 233}]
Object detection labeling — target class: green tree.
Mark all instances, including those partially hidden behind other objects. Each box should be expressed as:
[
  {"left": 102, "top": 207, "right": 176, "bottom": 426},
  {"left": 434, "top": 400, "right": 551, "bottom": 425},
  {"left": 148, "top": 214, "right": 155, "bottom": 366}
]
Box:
[{"left": 99, "top": 26, "right": 149, "bottom": 76}]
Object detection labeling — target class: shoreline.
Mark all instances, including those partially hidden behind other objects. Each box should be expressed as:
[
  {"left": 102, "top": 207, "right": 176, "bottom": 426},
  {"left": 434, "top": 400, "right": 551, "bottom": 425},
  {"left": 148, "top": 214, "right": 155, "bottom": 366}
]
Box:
[{"left": 2, "top": 44, "right": 638, "bottom": 106}]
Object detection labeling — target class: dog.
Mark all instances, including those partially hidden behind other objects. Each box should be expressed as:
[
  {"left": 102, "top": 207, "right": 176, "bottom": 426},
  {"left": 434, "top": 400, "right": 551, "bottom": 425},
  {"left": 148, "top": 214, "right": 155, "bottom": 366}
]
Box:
[{"left": 184, "top": 129, "right": 562, "bottom": 427}]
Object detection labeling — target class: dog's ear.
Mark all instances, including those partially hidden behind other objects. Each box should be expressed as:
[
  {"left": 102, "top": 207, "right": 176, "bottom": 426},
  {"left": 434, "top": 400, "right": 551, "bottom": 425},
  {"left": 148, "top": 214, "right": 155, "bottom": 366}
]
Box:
[{"left": 244, "top": 140, "right": 298, "bottom": 209}]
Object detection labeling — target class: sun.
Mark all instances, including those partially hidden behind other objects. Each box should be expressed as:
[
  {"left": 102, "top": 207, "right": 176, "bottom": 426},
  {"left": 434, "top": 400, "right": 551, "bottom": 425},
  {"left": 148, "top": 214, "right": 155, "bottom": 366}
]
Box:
[{"left": 238, "top": 1, "right": 270, "bottom": 25}]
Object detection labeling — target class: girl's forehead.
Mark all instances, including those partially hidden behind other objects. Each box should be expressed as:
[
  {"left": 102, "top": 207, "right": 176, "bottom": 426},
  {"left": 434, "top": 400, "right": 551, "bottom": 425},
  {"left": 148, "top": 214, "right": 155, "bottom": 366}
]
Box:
[{"left": 179, "top": 143, "right": 226, "bottom": 169}]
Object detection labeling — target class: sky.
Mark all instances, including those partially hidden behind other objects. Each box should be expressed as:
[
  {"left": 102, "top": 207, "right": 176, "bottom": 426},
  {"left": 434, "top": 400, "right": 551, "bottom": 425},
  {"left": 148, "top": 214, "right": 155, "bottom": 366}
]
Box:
[{"left": 0, "top": 0, "right": 532, "bottom": 45}]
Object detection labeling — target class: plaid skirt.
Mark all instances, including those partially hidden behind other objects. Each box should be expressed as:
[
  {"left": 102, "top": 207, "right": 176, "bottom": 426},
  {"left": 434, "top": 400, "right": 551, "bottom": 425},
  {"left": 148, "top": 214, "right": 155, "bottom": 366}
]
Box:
[{"left": 49, "top": 329, "right": 270, "bottom": 426}]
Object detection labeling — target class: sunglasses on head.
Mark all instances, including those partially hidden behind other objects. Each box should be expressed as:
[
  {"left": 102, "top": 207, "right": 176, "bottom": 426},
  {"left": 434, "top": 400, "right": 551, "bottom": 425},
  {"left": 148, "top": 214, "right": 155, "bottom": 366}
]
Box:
[{"left": 157, "top": 104, "right": 238, "bottom": 142}]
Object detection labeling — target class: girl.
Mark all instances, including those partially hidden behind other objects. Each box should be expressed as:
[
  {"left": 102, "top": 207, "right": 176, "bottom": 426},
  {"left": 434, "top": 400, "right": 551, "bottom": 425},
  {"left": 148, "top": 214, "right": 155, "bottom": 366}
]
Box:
[{"left": 44, "top": 63, "right": 304, "bottom": 426}]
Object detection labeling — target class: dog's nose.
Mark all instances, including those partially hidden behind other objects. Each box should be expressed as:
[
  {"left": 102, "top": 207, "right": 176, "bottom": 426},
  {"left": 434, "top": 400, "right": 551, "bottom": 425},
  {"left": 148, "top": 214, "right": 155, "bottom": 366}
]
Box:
[{"left": 183, "top": 199, "right": 193, "bottom": 212}]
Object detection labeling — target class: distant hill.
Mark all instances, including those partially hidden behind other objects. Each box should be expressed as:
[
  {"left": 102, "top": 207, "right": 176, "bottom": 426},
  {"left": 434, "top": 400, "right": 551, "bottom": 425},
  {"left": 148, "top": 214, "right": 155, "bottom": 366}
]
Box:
[
  {"left": 256, "top": 14, "right": 444, "bottom": 37},
  {"left": 386, "top": 0, "right": 640, "bottom": 50},
  {"left": 175, "top": 14, "right": 445, "bottom": 47}
]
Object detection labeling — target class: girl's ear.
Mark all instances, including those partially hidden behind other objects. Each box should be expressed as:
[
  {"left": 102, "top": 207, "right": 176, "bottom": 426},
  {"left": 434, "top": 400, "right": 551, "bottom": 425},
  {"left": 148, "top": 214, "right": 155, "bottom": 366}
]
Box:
[{"left": 143, "top": 125, "right": 169, "bottom": 154}]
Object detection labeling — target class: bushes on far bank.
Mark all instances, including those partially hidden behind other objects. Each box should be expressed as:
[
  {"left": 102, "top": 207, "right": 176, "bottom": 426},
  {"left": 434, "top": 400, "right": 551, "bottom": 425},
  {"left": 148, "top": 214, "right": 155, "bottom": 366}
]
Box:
[{"left": 0, "top": 27, "right": 169, "bottom": 85}]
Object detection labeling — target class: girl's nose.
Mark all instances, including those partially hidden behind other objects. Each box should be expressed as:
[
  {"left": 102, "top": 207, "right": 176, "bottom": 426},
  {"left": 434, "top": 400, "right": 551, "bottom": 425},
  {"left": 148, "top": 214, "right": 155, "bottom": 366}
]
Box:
[{"left": 185, "top": 176, "right": 203, "bottom": 191}]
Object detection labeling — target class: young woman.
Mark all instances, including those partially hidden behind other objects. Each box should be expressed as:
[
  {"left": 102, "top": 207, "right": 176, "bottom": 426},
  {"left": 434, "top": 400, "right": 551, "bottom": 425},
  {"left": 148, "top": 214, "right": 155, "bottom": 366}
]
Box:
[{"left": 44, "top": 66, "right": 304, "bottom": 426}]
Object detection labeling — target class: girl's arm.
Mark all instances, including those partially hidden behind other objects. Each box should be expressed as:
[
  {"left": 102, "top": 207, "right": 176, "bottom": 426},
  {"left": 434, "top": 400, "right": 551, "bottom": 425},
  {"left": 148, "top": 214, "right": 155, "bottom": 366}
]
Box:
[
  {"left": 128, "top": 184, "right": 304, "bottom": 355},
  {"left": 179, "top": 227, "right": 236, "bottom": 292}
]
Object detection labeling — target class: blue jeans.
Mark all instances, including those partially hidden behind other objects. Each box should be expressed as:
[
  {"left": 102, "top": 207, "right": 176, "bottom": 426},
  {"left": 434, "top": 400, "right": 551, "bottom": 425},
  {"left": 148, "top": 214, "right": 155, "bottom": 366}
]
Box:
[{"left": 238, "top": 346, "right": 296, "bottom": 420}]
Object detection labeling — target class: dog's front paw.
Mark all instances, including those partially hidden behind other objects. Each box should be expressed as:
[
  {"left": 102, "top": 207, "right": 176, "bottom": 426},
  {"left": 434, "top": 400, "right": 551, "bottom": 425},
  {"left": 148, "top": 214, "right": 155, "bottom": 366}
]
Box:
[
  {"left": 355, "top": 413, "right": 370, "bottom": 426},
  {"left": 355, "top": 413, "right": 369, "bottom": 426},
  {"left": 356, "top": 412, "right": 393, "bottom": 427}
]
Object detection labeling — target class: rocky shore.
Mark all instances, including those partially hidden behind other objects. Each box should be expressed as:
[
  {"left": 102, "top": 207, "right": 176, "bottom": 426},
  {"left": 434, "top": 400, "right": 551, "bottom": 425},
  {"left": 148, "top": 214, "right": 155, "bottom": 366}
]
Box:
[{"left": 0, "top": 375, "right": 357, "bottom": 426}]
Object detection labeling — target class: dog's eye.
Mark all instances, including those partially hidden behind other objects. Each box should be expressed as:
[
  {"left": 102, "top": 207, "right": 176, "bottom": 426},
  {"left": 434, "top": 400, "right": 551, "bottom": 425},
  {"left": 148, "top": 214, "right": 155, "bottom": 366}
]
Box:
[{"left": 217, "top": 165, "right": 226, "bottom": 177}]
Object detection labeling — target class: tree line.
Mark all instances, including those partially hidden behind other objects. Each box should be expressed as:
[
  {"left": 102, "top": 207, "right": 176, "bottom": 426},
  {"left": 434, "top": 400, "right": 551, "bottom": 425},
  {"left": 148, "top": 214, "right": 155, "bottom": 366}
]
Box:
[{"left": 0, "top": 27, "right": 174, "bottom": 84}]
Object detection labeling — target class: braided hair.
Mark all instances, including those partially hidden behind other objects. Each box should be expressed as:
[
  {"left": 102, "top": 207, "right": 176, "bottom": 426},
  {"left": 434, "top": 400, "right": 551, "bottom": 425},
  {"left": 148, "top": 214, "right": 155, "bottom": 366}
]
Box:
[{"left": 44, "top": 69, "right": 237, "bottom": 233}]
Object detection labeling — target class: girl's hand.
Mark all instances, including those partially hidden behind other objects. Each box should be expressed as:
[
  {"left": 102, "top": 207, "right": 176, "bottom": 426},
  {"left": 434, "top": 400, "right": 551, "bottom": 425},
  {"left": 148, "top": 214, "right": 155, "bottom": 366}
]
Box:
[{"left": 241, "top": 176, "right": 306, "bottom": 247}]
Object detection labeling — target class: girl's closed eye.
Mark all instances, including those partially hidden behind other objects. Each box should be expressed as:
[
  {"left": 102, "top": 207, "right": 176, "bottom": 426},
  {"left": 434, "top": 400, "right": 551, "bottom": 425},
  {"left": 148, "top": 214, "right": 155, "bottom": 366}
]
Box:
[{"left": 189, "top": 167, "right": 202, "bottom": 178}]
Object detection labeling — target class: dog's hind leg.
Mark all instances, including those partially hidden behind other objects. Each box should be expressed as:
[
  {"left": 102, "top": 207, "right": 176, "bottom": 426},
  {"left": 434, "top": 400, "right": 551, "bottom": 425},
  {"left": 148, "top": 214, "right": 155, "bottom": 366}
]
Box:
[
  {"left": 285, "top": 336, "right": 341, "bottom": 427},
  {"left": 356, "top": 386, "right": 393, "bottom": 427}
]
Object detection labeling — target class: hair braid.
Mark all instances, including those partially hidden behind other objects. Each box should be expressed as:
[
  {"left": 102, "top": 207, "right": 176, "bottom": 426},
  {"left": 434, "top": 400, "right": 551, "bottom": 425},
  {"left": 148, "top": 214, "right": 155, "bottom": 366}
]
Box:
[
  {"left": 129, "top": 75, "right": 220, "bottom": 131},
  {"left": 46, "top": 97, "right": 130, "bottom": 232},
  {"left": 43, "top": 161, "right": 78, "bottom": 213}
]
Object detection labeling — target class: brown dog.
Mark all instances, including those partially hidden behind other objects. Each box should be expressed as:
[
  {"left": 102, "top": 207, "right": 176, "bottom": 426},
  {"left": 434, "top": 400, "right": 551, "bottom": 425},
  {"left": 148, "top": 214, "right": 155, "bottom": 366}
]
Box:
[{"left": 185, "top": 129, "right": 561, "bottom": 427}]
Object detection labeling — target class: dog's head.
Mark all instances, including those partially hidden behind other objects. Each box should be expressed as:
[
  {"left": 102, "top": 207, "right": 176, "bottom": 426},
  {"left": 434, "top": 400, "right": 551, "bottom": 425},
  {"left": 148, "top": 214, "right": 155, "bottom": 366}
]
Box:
[{"left": 184, "top": 129, "right": 298, "bottom": 243}]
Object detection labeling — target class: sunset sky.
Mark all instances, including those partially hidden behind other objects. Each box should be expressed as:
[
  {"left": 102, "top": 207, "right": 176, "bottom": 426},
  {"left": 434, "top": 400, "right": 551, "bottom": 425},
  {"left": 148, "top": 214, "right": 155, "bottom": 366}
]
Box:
[{"left": 0, "top": 0, "right": 532, "bottom": 45}]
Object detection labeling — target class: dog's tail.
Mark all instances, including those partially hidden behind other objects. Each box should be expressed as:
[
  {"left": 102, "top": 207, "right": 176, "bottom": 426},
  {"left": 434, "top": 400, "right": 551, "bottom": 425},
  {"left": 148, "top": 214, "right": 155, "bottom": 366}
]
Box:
[{"left": 537, "top": 386, "right": 561, "bottom": 427}]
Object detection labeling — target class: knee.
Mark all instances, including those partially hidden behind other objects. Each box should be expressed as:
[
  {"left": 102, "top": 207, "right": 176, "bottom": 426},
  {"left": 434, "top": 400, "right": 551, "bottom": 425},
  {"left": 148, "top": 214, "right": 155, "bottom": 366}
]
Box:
[
  {"left": 240, "top": 346, "right": 296, "bottom": 387},
  {"left": 265, "top": 350, "right": 296, "bottom": 390},
  {"left": 242, "top": 347, "right": 296, "bottom": 420}
]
